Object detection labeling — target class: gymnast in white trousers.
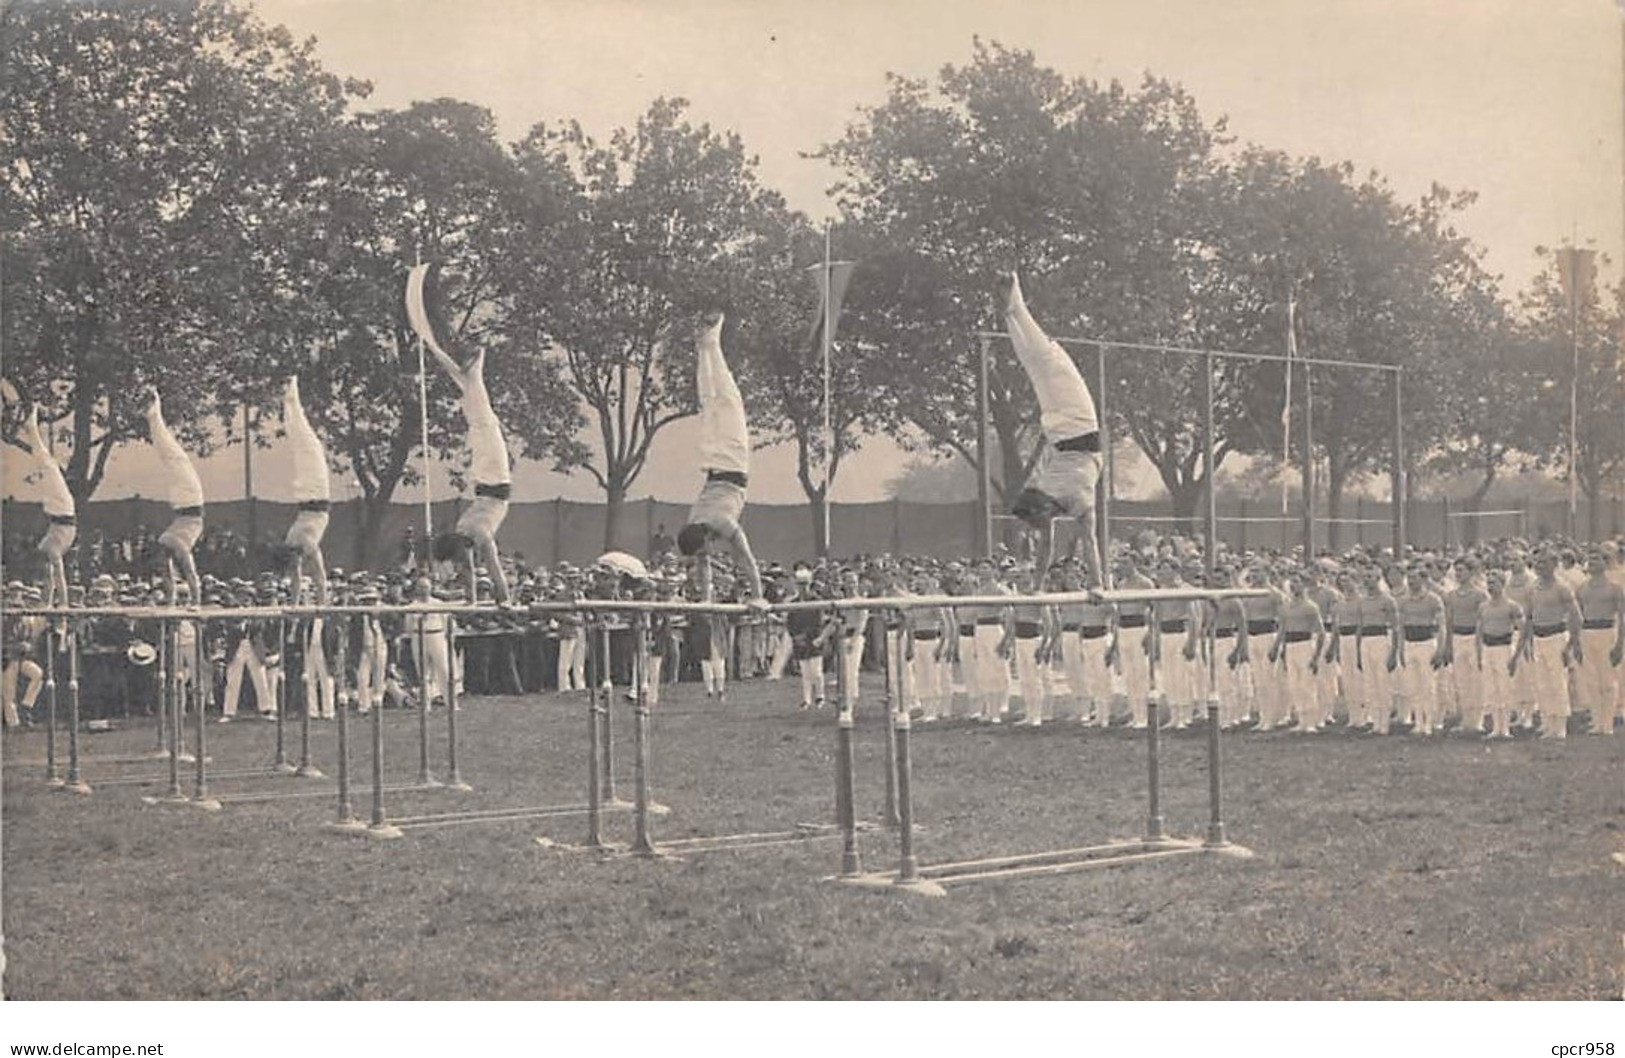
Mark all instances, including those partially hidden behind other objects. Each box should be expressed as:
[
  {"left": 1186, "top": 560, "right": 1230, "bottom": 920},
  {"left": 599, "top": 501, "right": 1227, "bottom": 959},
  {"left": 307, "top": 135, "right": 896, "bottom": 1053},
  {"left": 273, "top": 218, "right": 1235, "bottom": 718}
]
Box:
[
  {"left": 146, "top": 393, "right": 205, "bottom": 604},
  {"left": 675, "top": 314, "right": 766, "bottom": 607},
  {"left": 1004, "top": 274, "right": 1105, "bottom": 588},
  {"left": 407, "top": 263, "right": 515, "bottom": 603},
  {"left": 279, "top": 376, "right": 331, "bottom": 605},
  {"left": 20, "top": 405, "right": 76, "bottom": 610}
]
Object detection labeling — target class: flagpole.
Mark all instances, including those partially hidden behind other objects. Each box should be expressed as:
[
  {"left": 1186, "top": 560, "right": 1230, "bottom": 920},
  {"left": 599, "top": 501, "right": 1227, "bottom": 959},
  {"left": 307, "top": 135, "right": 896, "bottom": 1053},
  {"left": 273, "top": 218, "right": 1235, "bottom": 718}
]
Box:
[
  {"left": 415, "top": 253, "right": 433, "bottom": 569},
  {"left": 822, "top": 219, "right": 834, "bottom": 558},
  {"left": 1568, "top": 259, "right": 1580, "bottom": 539},
  {"left": 1281, "top": 292, "right": 1295, "bottom": 516}
]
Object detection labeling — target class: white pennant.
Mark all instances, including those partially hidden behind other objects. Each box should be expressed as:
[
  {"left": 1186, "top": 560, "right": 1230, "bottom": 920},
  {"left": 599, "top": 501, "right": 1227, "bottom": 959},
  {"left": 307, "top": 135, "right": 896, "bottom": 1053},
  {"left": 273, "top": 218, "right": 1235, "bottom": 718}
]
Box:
[{"left": 405, "top": 263, "right": 453, "bottom": 361}]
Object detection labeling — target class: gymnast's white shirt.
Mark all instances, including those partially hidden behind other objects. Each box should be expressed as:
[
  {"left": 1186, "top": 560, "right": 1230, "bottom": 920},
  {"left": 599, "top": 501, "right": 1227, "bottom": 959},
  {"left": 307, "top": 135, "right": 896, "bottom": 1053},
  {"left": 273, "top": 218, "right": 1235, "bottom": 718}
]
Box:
[
  {"left": 146, "top": 396, "right": 204, "bottom": 509},
  {"left": 1006, "top": 274, "right": 1098, "bottom": 442},
  {"left": 694, "top": 317, "right": 750, "bottom": 476},
  {"left": 284, "top": 377, "right": 330, "bottom": 502}
]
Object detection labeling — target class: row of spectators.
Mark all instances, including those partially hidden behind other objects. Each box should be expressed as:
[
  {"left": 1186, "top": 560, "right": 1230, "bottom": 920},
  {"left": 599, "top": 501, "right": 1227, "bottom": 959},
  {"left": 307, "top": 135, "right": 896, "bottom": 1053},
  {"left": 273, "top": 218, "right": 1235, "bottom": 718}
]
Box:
[{"left": 3, "top": 531, "right": 1622, "bottom": 737}]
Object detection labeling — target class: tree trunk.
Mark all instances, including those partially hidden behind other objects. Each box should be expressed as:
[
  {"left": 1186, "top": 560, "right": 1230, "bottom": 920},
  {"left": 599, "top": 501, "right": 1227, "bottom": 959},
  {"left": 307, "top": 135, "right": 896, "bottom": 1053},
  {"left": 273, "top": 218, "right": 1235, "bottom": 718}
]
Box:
[
  {"left": 1324, "top": 457, "right": 1350, "bottom": 552},
  {"left": 1463, "top": 461, "right": 1497, "bottom": 546},
  {"left": 602, "top": 477, "right": 628, "bottom": 552},
  {"left": 794, "top": 440, "right": 831, "bottom": 559},
  {"left": 355, "top": 493, "right": 391, "bottom": 570},
  {"left": 1168, "top": 479, "right": 1201, "bottom": 537},
  {"left": 809, "top": 488, "right": 829, "bottom": 558}
]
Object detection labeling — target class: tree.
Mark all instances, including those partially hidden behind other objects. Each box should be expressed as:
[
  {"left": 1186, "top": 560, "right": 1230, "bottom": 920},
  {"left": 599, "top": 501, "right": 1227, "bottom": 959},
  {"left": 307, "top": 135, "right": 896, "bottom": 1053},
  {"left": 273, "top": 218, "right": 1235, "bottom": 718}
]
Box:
[
  {"left": 508, "top": 98, "right": 785, "bottom": 550},
  {"left": 1515, "top": 249, "right": 1625, "bottom": 537},
  {"left": 0, "top": 0, "right": 365, "bottom": 500},
  {"left": 816, "top": 42, "right": 1241, "bottom": 527},
  {"left": 280, "top": 99, "right": 581, "bottom": 566},
  {"left": 1422, "top": 313, "right": 1537, "bottom": 527},
  {"left": 728, "top": 217, "right": 901, "bottom": 554},
  {"left": 1216, "top": 151, "right": 1499, "bottom": 548}
]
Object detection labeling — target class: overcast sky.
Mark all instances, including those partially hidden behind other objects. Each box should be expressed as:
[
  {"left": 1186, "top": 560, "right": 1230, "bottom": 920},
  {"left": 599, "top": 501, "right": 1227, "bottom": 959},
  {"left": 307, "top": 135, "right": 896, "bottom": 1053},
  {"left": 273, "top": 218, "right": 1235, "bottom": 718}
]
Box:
[{"left": 7, "top": 0, "right": 1619, "bottom": 507}]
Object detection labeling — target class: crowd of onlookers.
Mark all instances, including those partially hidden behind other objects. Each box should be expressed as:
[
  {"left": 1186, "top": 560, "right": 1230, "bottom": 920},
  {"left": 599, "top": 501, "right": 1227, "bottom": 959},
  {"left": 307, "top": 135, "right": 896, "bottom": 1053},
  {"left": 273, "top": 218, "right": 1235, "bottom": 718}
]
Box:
[{"left": 2, "top": 528, "right": 1622, "bottom": 741}]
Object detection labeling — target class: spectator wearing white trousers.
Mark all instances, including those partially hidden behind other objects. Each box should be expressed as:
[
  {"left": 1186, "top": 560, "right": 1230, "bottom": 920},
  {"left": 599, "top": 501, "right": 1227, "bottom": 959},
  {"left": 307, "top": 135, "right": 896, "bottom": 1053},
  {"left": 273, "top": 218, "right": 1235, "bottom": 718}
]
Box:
[
  {"left": 1574, "top": 552, "right": 1623, "bottom": 735},
  {"left": 904, "top": 573, "right": 953, "bottom": 722},
  {"left": 407, "top": 578, "right": 453, "bottom": 708},
  {"left": 351, "top": 607, "right": 390, "bottom": 714},
  {"left": 1207, "top": 568, "right": 1255, "bottom": 730},
  {"left": 1325, "top": 575, "right": 1364, "bottom": 727},
  {"left": 553, "top": 598, "right": 587, "bottom": 693},
  {"left": 1000, "top": 569, "right": 1048, "bottom": 725},
  {"left": 1114, "top": 558, "right": 1156, "bottom": 728},
  {"left": 1443, "top": 559, "right": 1489, "bottom": 734},
  {"left": 3, "top": 610, "right": 46, "bottom": 728},
  {"left": 303, "top": 617, "right": 337, "bottom": 719},
  {"left": 1055, "top": 577, "right": 1112, "bottom": 724},
  {"left": 1357, "top": 569, "right": 1400, "bottom": 735},
  {"left": 1394, "top": 567, "right": 1447, "bottom": 735},
  {"left": 1476, "top": 571, "right": 1525, "bottom": 740},
  {"left": 1151, "top": 562, "right": 1200, "bottom": 727},
  {"left": 833, "top": 570, "right": 869, "bottom": 713},
  {"left": 967, "top": 562, "right": 1012, "bottom": 723},
  {"left": 220, "top": 615, "right": 274, "bottom": 720},
  {"left": 1519, "top": 553, "right": 1583, "bottom": 740},
  {"left": 1268, "top": 575, "right": 1326, "bottom": 731}
]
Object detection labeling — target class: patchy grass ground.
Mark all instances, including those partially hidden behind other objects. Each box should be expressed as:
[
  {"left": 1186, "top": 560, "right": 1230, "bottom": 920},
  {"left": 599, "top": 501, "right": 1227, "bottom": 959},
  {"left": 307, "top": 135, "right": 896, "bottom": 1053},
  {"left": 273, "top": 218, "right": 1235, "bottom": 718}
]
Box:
[{"left": 3, "top": 677, "right": 1621, "bottom": 1000}]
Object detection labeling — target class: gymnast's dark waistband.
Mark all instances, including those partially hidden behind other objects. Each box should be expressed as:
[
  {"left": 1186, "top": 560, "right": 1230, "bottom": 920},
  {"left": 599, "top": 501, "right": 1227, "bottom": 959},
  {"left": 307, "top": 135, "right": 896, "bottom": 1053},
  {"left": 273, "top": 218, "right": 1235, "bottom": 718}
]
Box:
[
  {"left": 912, "top": 629, "right": 940, "bottom": 641},
  {"left": 1078, "top": 626, "right": 1108, "bottom": 639},
  {"left": 1452, "top": 627, "right": 1477, "bottom": 636},
  {"left": 1054, "top": 432, "right": 1101, "bottom": 454},
  {"left": 1582, "top": 618, "right": 1615, "bottom": 630},
  {"left": 1358, "top": 626, "right": 1388, "bottom": 637},
  {"left": 297, "top": 499, "right": 331, "bottom": 513},
  {"left": 1283, "top": 630, "right": 1313, "bottom": 643},
  {"left": 1014, "top": 621, "right": 1042, "bottom": 638},
  {"left": 976, "top": 616, "right": 1004, "bottom": 626},
  {"left": 1117, "top": 614, "right": 1147, "bottom": 629},
  {"left": 1338, "top": 626, "right": 1359, "bottom": 636},
  {"left": 474, "top": 482, "right": 512, "bottom": 500},
  {"left": 705, "top": 469, "right": 748, "bottom": 488},
  {"left": 46, "top": 513, "right": 77, "bottom": 526},
  {"left": 1159, "top": 620, "right": 1188, "bottom": 634},
  {"left": 171, "top": 505, "right": 203, "bottom": 518},
  {"left": 1481, "top": 632, "right": 1513, "bottom": 647},
  {"left": 1246, "top": 620, "right": 1277, "bottom": 636},
  {"left": 1402, "top": 626, "right": 1435, "bottom": 642},
  {"left": 1532, "top": 625, "right": 1565, "bottom": 638}
]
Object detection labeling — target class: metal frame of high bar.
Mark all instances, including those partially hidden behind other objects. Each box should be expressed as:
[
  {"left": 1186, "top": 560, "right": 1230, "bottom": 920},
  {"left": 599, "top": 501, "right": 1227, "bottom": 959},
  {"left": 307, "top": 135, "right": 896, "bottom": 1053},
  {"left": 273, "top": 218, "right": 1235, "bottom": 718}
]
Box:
[{"left": 972, "top": 330, "right": 1401, "bottom": 374}]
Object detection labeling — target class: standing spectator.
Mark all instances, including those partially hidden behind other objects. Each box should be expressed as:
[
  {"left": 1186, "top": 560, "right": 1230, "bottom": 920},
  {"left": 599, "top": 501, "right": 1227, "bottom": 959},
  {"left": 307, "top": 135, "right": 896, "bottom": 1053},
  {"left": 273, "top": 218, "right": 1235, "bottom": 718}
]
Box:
[{"left": 649, "top": 523, "right": 674, "bottom": 563}]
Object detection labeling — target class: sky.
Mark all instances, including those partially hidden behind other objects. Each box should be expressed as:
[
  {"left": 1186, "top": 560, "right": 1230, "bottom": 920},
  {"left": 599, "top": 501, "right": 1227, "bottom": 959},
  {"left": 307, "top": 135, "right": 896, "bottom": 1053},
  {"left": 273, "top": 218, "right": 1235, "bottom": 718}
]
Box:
[{"left": 6, "top": 0, "right": 1620, "bottom": 507}]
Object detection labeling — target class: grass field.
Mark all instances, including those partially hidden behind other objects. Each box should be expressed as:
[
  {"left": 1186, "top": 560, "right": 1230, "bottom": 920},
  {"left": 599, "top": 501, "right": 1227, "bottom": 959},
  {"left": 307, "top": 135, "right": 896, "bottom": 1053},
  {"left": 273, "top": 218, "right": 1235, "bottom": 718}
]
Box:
[{"left": 3, "top": 677, "right": 1621, "bottom": 1001}]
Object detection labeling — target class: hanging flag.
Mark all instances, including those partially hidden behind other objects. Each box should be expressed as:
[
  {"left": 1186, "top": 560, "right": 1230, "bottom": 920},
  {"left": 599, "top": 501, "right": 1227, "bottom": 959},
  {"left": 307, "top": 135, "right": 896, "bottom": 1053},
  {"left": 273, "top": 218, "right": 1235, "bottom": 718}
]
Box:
[
  {"left": 1280, "top": 294, "right": 1298, "bottom": 515},
  {"left": 405, "top": 262, "right": 455, "bottom": 360},
  {"left": 1555, "top": 246, "right": 1597, "bottom": 311},
  {"left": 805, "top": 260, "right": 857, "bottom": 348}
]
